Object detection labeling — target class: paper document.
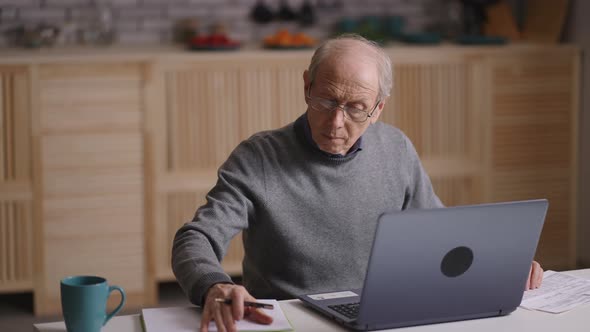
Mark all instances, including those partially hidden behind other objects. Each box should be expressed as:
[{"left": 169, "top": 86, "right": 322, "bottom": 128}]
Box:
[
  {"left": 142, "top": 299, "right": 293, "bottom": 332},
  {"left": 520, "top": 270, "right": 590, "bottom": 314}
]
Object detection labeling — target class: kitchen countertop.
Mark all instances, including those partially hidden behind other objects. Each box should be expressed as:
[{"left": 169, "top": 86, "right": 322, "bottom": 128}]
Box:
[{"left": 0, "top": 43, "right": 579, "bottom": 65}]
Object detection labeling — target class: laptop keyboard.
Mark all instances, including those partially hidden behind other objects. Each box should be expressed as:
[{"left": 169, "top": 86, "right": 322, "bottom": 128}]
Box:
[{"left": 328, "top": 302, "right": 360, "bottom": 319}]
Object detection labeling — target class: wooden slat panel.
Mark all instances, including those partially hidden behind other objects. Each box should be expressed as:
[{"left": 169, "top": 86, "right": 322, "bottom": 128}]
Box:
[
  {"left": 213, "top": 70, "right": 240, "bottom": 167},
  {"left": 165, "top": 192, "right": 205, "bottom": 276},
  {"left": 431, "top": 177, "right": 482, "bottom": 207},
  {"left": 0, "top": 202, "right": 6, "bottom": 282},
  {"left": 491, "top": 170, "right": 571, "bottom": 269},
  {"left": 13, "top": 71, "right": 31, "bottom": 181},
  {"left": 493, "top": 123, "right": 571, "bottom": 170},
  {"left": 7, "top": 202, "right": 14, "bottom": 281},
  {"left": 275, "top": 66, "right": 307, "bottom": 127},
  {"left": 44, "top": 194, "right": 143, "bottom": 239},
  {"left": 39, "top": 80, "right": 141, "bottom": 133},
  {"left": 0, "top": 201, "right": 34, "bottom": 287},
  {"left": 157, "top": 191, "right": 244, "bottom": 280},
  {"left": 0, "top": 76, "right": 5, "bottom": 181},
  {"left": 156, "top": 60, "right": 307, "bottom": 280},
  {"left": 37, "top": 63, "right": 146, "bottom": 310},
  {"left": 3, "top": 74, "right": 14, "bottom": 180},
  {"left": 43, "top": 166, "right": 142, "bottom": 197},
  {"left": 165, "top": 61, "right": 307, "bottom": 172},
  {"left": 493, "top": 58, "right": 571, "bottom": 86},
  {"left": 44, "top": 235, "right": 145, "bottom": 297},
  {"left": 39, "top": 63, "right": 142, "bottom": 134},
  {"left": 39, "top": 63, "right": 142, "bottom": 80},
  {"left": 387, "top": 62, "right": 474, "bottom": 159},
  {"left": 383, "top": 61, "right": 485, "bottom": 213},
  {"left": 168, "top": 68, "right": 241, "bottom": 170},
  {"left": 493, "top": 58, "right": 572, "bottom": 121},
  {"left": 238, "top": 67, "right": 276, "bottom": 139},
  {"left": 0, "top": 67, "right": 33, "bottom": 292},
  {"left": 166, "top": 70, "right": 218, "bottom": 170},
  {"left": 490, "top": 55, "right": 576, "bottom": 269},
  {"left": 42, "top": 133, "right": 142, "bottom": 169}
]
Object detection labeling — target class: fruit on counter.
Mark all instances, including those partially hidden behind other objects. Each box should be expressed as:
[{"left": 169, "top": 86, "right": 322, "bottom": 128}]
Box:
[
  {"left": 263, "top": 29, "right": 316, "bottom": 48},
  {"left": 189, "top": 22, "right": 240, "bottom": 48},
  {"left": 190, "top": 33, "right": 240, "bottom": 48}
]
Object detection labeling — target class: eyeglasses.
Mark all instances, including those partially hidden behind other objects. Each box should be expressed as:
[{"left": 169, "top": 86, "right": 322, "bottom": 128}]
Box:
[{"left": 305, "top": 82, "right": 380, "bottom": 123}]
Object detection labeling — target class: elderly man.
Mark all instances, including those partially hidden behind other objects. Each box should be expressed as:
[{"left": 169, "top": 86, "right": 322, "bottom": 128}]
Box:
[{"left": 172, "top": 34, "right": 543, "bottom": 332}]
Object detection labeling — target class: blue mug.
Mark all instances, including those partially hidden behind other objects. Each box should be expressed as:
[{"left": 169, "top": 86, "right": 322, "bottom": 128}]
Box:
[{"left": 60, "top": 275, "right": 126, "bottom": 332}]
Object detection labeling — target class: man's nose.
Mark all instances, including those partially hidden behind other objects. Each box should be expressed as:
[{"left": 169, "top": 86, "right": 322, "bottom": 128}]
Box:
[{"left": 327, "top": 106, "right": 346, "bottom": 127}]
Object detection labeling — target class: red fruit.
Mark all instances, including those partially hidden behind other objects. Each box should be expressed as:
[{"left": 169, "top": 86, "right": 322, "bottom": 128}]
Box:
[
  {"left": 209, "top": 34, "right": 229, "bottom": 45},
  {"left": 190, "top": 35, "right": 208, "bottom": 46}
]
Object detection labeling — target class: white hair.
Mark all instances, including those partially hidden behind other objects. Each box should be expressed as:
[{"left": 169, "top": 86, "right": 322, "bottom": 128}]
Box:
[{"left": 307, "top": 34, "right": 393, "bottom": 100}]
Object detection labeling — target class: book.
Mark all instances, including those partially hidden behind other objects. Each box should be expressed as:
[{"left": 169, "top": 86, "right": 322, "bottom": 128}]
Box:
[{"left": 142, "top": 299, "right": 293, "bottom": 332}]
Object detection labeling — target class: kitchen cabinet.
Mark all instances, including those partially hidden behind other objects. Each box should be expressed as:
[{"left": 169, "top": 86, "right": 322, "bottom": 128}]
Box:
[
  {"left": 487, "top": 52, "right": 579, "bottom": 267},
  {"left": 0, "top": 65, "right": 34, "bottom": 294},
  {"left": 148, "top": 55, "right": 310, "bottom": 282},
  {"left": 0, "top": 44, "right": 579, "bottom": 315},
  {"left": 32, "top": 62, "right": 149, "bottom": 315}
]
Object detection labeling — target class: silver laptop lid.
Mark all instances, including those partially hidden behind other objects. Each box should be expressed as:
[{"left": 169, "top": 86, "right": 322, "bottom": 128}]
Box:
[{"left": 356, "top": 199, "right": 548, "bottom": 327}]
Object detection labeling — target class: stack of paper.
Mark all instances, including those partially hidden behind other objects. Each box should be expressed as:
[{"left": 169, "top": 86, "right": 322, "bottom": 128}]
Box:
[
  {"left": 142, "top": 299, "right": 293, "bottom": 331},
  {"left": 521, "top": 271, "right": 590, "bottom": 313}
]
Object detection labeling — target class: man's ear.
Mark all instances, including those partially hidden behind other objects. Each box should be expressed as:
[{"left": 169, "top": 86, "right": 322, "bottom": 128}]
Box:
[
  {"left": 303, "top": 70, "right": 310, "bottom": 102},
  {"left": 369, "top": 99, "right": 387, "bottom": 124}
]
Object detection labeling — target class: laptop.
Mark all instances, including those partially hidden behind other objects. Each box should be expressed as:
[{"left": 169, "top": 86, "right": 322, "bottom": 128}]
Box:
[{"left": 297, "top": 199, "right": 548, "bottom": 331}]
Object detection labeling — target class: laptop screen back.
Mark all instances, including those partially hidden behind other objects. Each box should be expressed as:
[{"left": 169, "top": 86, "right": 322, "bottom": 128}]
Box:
[{"left": 356, "top": 200, "right": 548, "bottom": 327}]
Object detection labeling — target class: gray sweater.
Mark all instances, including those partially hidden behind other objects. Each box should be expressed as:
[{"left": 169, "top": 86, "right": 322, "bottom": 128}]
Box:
[{"left": 172, "top": 115, "right": 442, "bottom": 306}]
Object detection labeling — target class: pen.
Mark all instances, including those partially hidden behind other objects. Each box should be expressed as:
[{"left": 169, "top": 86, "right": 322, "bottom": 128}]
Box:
[{"left": 214, "top": 298, "right": 274, "bottom": 309}]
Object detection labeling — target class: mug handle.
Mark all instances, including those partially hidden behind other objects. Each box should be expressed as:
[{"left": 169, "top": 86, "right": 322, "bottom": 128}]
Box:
[{"left": 104, "top": 285, "right": 126, "bottom": 326}]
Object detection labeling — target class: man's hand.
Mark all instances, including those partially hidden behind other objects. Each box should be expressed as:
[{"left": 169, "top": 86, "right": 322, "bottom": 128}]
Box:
[
  {"left": 200, "top": 283, "right": 273, "bottom": 332},
  {"left": 525, "top": 261, "right": 543, "bottom": 290}
]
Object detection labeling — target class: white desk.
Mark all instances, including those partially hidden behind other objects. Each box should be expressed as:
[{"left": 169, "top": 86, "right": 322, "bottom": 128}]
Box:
[{"left": 35, "top": 269, "right": 590, "bottom": 332}]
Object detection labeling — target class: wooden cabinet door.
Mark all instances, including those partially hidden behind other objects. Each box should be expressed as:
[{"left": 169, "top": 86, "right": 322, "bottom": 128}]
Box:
[
  {"left": 0, "top": 66, "right": 34, "bottom": 294},
  {"left": 34, "top": 63, "right": 147, "bottom": 315},
  {"left": 487, "top": 51, "right": 579, "bottom": 269},
  {"left": 383, "top": 54, "right": 487, "bottom": 207},
  {"left": 149, "top": 57, "right": 309, "bottom": 282}
]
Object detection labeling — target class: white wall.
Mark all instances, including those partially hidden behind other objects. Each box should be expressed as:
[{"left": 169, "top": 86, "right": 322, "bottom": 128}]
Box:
[{"left": 0, "top": 0, "right": 436, "bottom": 46}]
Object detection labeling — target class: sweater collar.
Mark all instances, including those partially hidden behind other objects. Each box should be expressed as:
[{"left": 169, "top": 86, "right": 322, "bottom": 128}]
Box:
[{"left": 294, "top": 113, "right": 363, "bottom": 158}]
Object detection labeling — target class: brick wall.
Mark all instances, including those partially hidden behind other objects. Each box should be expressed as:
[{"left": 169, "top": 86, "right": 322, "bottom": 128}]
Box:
[{"left": 0, "top": 0, "right": 436, "bottom": 46}]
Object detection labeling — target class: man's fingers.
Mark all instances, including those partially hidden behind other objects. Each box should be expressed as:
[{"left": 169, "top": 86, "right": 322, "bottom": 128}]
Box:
[
  {"left": 221, "top": 303, "right": 237, "bottom": 332},
  {"left": 244, "top": 307, "right": 274, "bottom": 325},
  {"left": 525, "top": 261, "right": 544, "bottom": 290},
  {"left": 214, "top": 308, "right": 227, "bottom": 332},
  {"left": 201, "top": 283, "right": 267, "bottom": 331},
  {"left": 243, "top": 293, "right": 272, "bottom": 324},
  {"left": 200, "top": 308, "right": 212, "bottom": 332},
  {"left": 525, "top": 265, "right": 532, "bottom": 290},
  {"left": 534, "top": 271, "right": 543, "bottom": 288},
  {"left": 231, "top": 288, "right": 245, "bottom": 320},
  {"left": 532, "top": 262, "right": 543, "bottom": 288}
]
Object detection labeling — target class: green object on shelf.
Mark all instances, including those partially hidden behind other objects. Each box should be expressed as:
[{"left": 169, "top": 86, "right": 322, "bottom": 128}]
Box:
[
  {"left": 401, "top": 32, "right": 442, "bottom": 44},
  {"left": 336, "top": 17, "right": 388, "bottom": 44},
  {"left": 455, "top": 35, "right": 507, "bottom": 45},
  {"left": 385, "top": 15, "right": 405, "bottom": 40}
]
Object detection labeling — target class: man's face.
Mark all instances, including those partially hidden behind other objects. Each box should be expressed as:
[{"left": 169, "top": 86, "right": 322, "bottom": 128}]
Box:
[{"left": 303, "top": 54, "right": 385, "bottom": 156}]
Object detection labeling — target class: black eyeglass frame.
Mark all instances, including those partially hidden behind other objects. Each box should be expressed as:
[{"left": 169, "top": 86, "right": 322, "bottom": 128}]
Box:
[{"left": 305, "top": 81, "right": 381, "bottom": 123}]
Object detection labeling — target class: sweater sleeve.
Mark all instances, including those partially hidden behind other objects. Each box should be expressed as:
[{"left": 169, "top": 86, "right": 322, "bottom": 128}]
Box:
[
  {"left": 402, "top": 135, "right": 444, "bottom": 209},
  {"left": 171, "top": 140, "right": 263, "bottom": 306}
]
